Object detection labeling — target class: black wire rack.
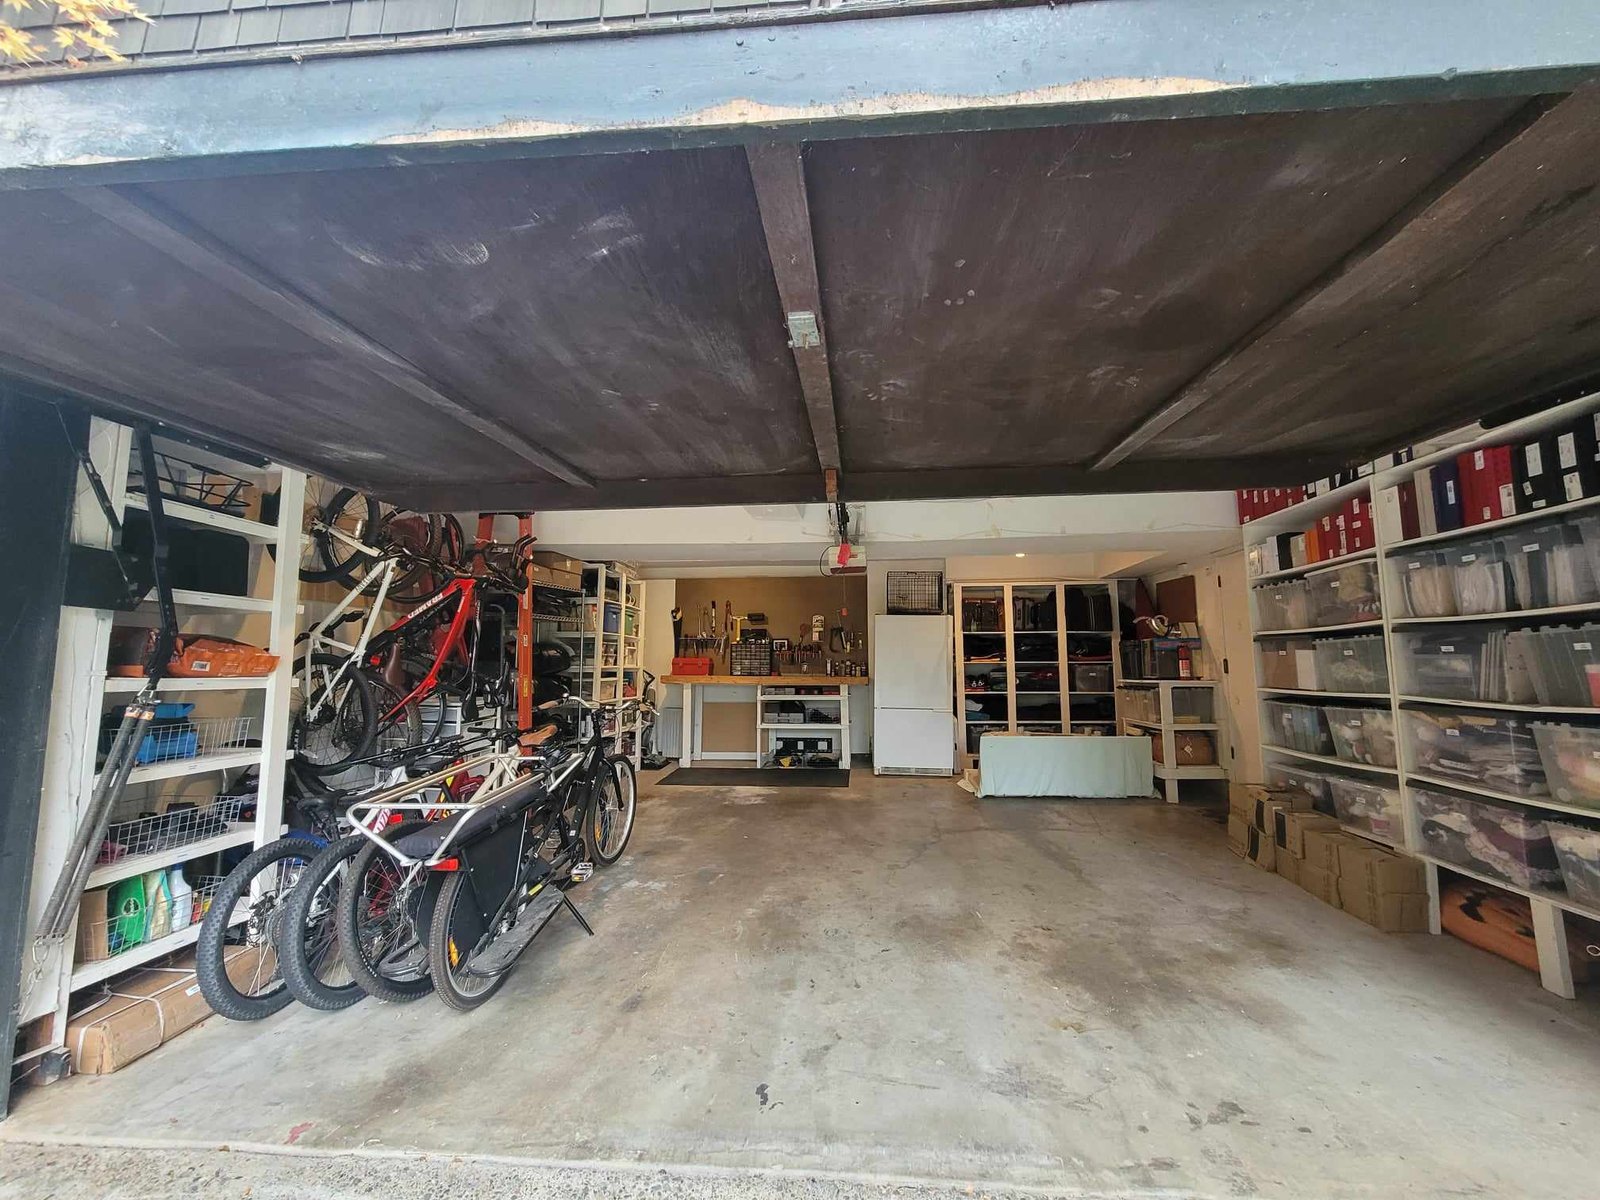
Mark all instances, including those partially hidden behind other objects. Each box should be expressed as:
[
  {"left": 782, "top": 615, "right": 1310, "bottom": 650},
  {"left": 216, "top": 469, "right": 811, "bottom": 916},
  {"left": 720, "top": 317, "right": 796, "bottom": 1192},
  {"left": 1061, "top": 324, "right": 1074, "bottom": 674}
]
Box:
[
  {"left": 887, "top": 571, "right": 944, "bottom": 615},
  {"left": 127, "top": 451, "right": 254, "bottom": 514}
]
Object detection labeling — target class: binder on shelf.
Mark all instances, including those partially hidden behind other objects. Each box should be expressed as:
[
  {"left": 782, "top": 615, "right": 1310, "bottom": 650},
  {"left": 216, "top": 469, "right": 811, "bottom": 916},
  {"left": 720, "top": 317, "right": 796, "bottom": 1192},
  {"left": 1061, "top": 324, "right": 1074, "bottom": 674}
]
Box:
[
  {"left": 1415, "top": 465, "right": 1438, "bottom": 535},
  {"left": 1556, "top": 414, "right": 1600, "bottom": 502},
  {"left": 1514, "top": 434, "right": 1559, "bottom": 513},
  {"left": 1431, "top": 459, "right": 1464, "bottom": 532},
  {"left": 1485, "top": 444, "right": 1515, "bottom": 521},
  {"left": 1455, "top": 450, "right": 1486, "bottom": 527}
]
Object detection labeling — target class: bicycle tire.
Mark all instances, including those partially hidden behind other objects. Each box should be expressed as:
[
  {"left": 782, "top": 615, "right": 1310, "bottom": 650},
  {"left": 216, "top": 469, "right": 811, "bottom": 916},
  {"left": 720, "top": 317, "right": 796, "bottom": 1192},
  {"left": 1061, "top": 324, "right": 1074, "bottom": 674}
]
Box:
[
  {"left": 290, "top": 654, "right": 378, "bottom": 775},
  {"left": 334, "top": 823, "right": 437, "bottom": 1003},
  {"left": 586, "top": 755, "right": 637, "bottom": 867},
  {"left": 276, "top": 835, "right": 368, "bottom": 1011},
  {"left": 309, "top": 487, "right": 382, "bottom": 585},
  {"left": 196, "top": 836, "right": 324, "bottom": 1022},
  {"left": 428, "top": 871, "right": 511, "bottom": 1012}
]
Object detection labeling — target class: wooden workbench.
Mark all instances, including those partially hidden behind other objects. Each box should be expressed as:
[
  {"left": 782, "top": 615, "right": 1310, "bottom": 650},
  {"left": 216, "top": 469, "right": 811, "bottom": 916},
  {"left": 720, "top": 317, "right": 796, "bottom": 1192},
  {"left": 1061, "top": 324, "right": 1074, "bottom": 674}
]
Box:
[{"left": 662, "top": 675, "right": 872, "bottom": 767}]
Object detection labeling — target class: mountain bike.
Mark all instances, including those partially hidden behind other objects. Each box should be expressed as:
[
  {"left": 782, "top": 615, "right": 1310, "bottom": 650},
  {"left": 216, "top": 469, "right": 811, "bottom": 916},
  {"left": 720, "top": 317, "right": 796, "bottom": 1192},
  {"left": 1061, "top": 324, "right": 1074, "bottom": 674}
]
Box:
[
  {"left": 342, "top": 697, "right": 637, "bottom": 1011},
  {"left": 290, "top": 539, "right": 536, "bottom": 777}
]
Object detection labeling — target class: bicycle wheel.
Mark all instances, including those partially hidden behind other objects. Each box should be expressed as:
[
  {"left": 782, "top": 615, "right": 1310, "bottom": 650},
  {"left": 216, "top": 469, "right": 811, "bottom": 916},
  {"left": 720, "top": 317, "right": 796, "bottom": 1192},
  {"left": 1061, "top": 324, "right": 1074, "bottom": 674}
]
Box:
[
  {"left": 306, "top": 486, "right": 381, "bottom": 585},
  {"left": 277, "top": 835, "right": 366, "bottom": 1011},
  {"left": 334, "top": 823, "right": 437, "bottom": 1003},
  {"left": 196, "top": 836, "right": 324, "bottom": 1021},
  {"left": 378, "top": 509, "right": 445, "bottom": 604},
  {"left": 586, "top": 756, "right": 637, "bottom": 866},
  {"left": 428, "top": 871, "right": 511, "bottom": 1012},
  {"left": 290, "top": 654, "right": 378, "bottom": 774}
]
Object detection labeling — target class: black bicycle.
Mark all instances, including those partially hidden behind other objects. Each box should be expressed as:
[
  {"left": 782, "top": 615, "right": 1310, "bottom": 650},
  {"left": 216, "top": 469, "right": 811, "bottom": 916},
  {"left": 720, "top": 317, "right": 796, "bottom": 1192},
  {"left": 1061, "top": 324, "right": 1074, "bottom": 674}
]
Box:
[{"left": 340, "top": 697, "right": 637, "bottom": 1011}]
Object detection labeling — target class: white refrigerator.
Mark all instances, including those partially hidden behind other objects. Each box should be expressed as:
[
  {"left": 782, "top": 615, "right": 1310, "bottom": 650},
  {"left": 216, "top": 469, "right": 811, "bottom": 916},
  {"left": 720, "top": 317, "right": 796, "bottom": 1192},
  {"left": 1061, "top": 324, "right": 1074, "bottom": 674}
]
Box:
[{"left": 872, "top": 615, "right": 955, "bottom": 775}]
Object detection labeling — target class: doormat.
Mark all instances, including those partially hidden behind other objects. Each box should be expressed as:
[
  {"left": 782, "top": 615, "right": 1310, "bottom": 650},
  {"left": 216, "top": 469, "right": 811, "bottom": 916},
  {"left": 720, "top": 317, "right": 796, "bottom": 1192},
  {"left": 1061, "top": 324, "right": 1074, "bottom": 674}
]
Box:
[{"left": 657, "top": 767, "right": 851, "bottom": 788}]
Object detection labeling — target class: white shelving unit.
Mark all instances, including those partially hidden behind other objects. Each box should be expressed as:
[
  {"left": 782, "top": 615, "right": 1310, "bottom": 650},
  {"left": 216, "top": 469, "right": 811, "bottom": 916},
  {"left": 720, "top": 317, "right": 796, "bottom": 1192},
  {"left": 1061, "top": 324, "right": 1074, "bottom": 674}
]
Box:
[
  {"left": 19, "top": 419, "right": 303, "bottom": 1046},
  {"left": 756, "top": 682, "right": 851, "bottom": 767},
  {"left": 1117, "top": 680, "right": 1226, "bottom": 803},
  {"left": 558, "top": 561, "right": 643, "bottom": 769},
  {"left": 952, "top": 580, "right": 1120, "bottom": 770},
  {"left": 1241, "top": 390, "right": 1600, "bottom": 999}
]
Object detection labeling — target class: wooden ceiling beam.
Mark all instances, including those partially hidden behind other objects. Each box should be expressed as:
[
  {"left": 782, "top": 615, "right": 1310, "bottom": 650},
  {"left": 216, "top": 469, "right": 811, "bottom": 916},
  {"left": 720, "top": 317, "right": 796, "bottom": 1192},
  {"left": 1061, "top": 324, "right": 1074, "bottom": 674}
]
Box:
[
  {"left": 1089, "top": 94, "right": 1568, "bottom": 472},
  {"left": 745, "top": 142, "right": 843, "bottom": 480},
  {"left": 68, "top": 186, "right": 595, "bottom": 490}
]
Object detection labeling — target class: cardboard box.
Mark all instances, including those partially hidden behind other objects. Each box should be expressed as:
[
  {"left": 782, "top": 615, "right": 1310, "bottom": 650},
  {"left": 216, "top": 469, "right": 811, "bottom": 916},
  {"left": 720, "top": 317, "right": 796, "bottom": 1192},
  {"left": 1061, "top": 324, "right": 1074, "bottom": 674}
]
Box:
[
  {"left": 1301, "top": 829, "right": 1361, "bottom": 875},
  {"left": 1227, "top": 813, "right": 1249, "bottom": 858},
  {"left": 530, "top": 551, "right": 585, "bottom": 576},
  {"left": 528, "top": 562, "right": 582, "bottom": 591},
  {"left": 65, "top": 945, "right": 269, "bottom": 1076},
  {"left": 1298, "top": 861, "right": 1341, "bottom": 907},
  {"left": 1229, "top": 783, "right": 1304, "bottom": 830},
  {"left": 76, "top": 887, "right": 111, "bottom": 962},
  {"left": 1335, "top": 840, "right": 1428, "bottom": 894},
  {"left": 1340, "top": 884, "right": 1430, "bottom": 932},
  {"left": 1276, "top": 851, "right": 1303, "bottom": 887},
  {"left": 1242, "top": 823, "right": 1277, "bottom": 871},
  {"left": 1274, "top": 809, "right": 1341, "bottom": 859}
]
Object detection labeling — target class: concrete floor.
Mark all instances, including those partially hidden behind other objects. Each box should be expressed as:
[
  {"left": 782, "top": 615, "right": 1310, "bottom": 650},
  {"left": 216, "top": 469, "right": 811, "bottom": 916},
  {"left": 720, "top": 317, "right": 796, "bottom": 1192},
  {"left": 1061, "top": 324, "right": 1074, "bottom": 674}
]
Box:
[{"left": 5, "top": 772, "right": 1600, "bottom": 1199}]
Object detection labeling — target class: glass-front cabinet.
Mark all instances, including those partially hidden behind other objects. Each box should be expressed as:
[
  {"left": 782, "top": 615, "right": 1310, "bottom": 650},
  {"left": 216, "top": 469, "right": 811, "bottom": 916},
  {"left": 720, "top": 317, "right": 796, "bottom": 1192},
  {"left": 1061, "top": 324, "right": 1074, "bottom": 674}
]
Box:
[{"left": 953, "top": 581, "right": 1119, "bottom": 767}]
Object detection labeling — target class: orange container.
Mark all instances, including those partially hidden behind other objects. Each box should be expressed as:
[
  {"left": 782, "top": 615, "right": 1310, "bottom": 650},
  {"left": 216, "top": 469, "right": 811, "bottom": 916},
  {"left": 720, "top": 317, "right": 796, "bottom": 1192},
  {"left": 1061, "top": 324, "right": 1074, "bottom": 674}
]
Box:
[{"left": 109, "top": 630, "right": 278, "bottom": 678}]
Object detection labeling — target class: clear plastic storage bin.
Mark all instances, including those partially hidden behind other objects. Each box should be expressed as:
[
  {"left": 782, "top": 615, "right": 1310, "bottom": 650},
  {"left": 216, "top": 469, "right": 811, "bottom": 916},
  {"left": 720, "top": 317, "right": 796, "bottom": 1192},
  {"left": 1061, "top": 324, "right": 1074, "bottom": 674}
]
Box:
[
  {"left": 1501, "top": 521, "right": 1598, "bottom": 611},
  {"left": 1263, "top": 701, "right": 1333, "bottom": 756},
  {"left": 1171, "top": 687, "right": 1215, "bottom": 724},
  {"left": 1312, "top": 636, "right": 1389, "bottom": 693},
  {"left": 1265, "top": 762, "right": 1337, "bottom": 812},
  {"left": 1257, "top": 639, "right": 1308, "bottom": 689},
  {"left": 1118, "top": 686, "right": 1159, "bottom": 724},
  {"left": 1413, "top": 785, "right": 1563, "bottom": 892},
  {"left": 1324, "top": 706, "right": 1397, "bottom": 767},
  {"left": 1253, "top": 580, "right": 1310, "bottom": 631},
  {"left": 1547, "top": 822, "right": 1600, "bottom": 910},
  {"left": 1448, "top": 539, "right": 1513, "bottom": 616},
  {"left": 1306, "top": 559, "right": 1382, "bottom": 626},
  {"left": 1326, "top": 776, "right": 1404, "bottom": 844},
  {"left": 1071, "top": 663, "right": 1112, "bottom": 693},
  {"left": 1401, "top": 707, "right": 1548, "bottom": 797},
  {"left": 1530, "top": 723, "right": 1600, "bottom": 810},
  {"left": 1394, "top": 629, "right": 1496, "bottom": 700},
  {"left": 1395, "top": 550, "right": 1458, "bottom": 619},
  {"left": 1524, "top": 625, "right": 1600, "bottom": 708}
]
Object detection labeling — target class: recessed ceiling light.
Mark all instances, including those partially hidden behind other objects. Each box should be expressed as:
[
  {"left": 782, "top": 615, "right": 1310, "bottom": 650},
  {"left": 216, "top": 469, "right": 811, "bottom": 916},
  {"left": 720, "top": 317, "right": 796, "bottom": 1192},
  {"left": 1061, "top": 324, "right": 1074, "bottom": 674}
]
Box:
[{"left": 1015, "top": 552, "right": 1026, "bottom": 558}]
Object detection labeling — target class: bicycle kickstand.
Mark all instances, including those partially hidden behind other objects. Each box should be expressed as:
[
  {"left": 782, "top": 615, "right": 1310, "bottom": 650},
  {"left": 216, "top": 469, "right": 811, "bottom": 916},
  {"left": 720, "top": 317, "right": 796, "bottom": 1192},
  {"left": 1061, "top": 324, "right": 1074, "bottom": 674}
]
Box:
[{"left": 562, "top": 895, "right": 595, "bottom": 937}]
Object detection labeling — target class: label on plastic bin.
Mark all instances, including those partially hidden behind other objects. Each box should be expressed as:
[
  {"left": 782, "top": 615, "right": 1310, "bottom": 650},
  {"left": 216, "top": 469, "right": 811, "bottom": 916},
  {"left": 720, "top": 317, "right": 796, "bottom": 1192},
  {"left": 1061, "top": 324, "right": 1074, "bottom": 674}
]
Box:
[
  {"left": 1343, "top": 648, "right": 1354, "bottom": 656},
  {"left": 1440, "top": 644, "right": 1455, "bottom": 652},
  {"left": 1445, "top": 728, "right": 1460, "bottom": 736},
  {"left": 1575, "top": 642, "right": 1592, "bottom": 651},
  {"left": 1461, "top": 554, "right": 1477, "bottom": 562},
  {"left": 1408, "top": 561, "right": 1422, "bottom": 569},
  {"left": 1524, "top": 543, "right": 1541, "bottom": 553}
]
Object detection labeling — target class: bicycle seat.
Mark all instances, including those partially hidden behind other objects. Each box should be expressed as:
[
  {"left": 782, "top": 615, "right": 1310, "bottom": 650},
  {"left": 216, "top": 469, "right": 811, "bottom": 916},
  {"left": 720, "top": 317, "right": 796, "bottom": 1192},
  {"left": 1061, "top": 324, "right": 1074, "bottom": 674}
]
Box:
[{"left": 392, "top": 773, "right": 547, "bottom": 859}]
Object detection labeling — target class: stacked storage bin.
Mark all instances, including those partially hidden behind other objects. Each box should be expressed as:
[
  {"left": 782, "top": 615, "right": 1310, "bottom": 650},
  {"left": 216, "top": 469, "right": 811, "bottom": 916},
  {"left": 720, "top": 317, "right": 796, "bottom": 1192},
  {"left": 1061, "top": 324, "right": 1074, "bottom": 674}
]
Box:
[
  {"left": 1412, "top": 786, "right": 1564, "bottom": 893},
  {"left": 1312, "top": 636, "right": 1389, "bottom": 693},
  {"left": 1401, "top": 707, "right": 1549, "bottom": 798},
  {"left": 1263, "top": 701, "right": 1333, "bottom": 755}
]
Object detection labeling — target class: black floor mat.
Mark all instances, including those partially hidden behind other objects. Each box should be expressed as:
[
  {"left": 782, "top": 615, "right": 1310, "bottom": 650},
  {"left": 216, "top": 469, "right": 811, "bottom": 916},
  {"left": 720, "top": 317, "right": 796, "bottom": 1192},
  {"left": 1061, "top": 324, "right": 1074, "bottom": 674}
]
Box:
[{"left": 656, "top": 767, "right": 851, "bottom": 788}]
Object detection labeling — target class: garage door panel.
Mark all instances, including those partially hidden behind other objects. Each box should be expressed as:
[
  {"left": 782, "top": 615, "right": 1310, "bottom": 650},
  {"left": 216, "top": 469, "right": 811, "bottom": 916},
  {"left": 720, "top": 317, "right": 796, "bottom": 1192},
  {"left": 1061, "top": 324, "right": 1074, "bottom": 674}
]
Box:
[
  {"left": 0, "top": 189, "right": 541, "bottom": 486},
  {"left": 1142, "top": 88, "right": 1600, "bottom": 461},
  {"left": 806, "top": 99, "right": 1521, "bottom": 473},
  {"left": 137, "top": 148, "right": 819, "bottom": 482}
]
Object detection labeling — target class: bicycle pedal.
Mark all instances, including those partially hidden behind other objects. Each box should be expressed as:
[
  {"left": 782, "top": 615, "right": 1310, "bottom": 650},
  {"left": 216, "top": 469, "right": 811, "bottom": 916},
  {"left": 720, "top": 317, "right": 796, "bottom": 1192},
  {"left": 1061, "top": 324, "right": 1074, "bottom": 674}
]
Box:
[{"left": 571, "top": 862, "right": 594, "bottom": 882}]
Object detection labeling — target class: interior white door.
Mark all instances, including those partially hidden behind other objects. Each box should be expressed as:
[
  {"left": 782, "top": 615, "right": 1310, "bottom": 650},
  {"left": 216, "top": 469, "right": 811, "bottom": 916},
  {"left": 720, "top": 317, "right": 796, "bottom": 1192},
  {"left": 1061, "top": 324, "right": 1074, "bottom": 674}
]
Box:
[{"left": 873, "top": 615, "right": 953, "bottom": 709}]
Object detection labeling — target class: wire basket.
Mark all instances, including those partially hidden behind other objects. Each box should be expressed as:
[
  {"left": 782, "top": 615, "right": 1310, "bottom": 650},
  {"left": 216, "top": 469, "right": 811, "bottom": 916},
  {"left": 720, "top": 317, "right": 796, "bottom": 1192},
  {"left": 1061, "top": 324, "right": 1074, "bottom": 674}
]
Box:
[
  {"left": 78, "top": 876, "right": 224, "bottom": 963},
  {"left": 887, "top": 570, "right": 945, "bottom": 615},
  {"left": 98, "top": 796, "right": 251, "bottom": 866},
  {"left": 99, "top": 715, "right": 257, "bottom": 767},
  {"left": 730, "top": 639, "right": 773, "bottom": 677},
  {"left": 127, "top": 451, "right": 253, "bottom": 515}
]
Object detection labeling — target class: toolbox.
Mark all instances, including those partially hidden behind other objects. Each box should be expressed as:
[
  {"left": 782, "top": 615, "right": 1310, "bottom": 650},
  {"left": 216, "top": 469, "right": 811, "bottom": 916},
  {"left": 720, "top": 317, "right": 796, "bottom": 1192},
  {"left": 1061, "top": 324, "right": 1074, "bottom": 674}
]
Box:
[{"left": 671, "top": 656, "right": 714, "bottom": 675}]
